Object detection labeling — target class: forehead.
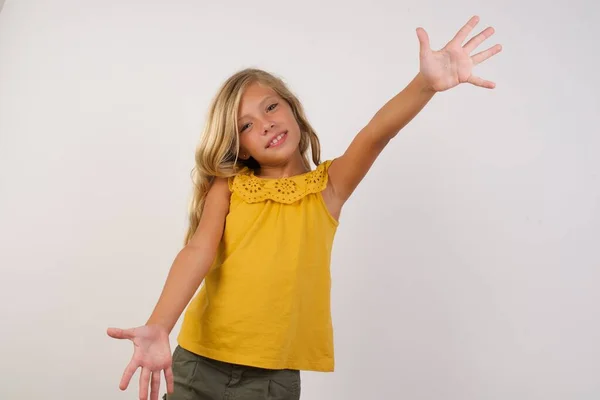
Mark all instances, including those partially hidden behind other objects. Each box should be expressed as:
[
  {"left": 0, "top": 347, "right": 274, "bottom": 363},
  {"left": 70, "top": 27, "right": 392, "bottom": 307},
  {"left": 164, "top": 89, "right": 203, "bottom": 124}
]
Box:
[{"left": 238, "top": 82, "right": 279, "bottom": 111}]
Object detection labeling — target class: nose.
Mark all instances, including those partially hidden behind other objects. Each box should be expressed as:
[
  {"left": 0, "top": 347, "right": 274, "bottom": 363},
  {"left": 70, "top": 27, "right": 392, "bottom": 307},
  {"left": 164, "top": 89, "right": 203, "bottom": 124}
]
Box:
[{"left": 261, "top": 122, "right": 275, "bottom": 135}]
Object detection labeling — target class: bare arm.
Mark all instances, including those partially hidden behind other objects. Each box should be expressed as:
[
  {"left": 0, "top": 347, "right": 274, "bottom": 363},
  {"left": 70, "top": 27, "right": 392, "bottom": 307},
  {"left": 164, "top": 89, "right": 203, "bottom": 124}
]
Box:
[
  {"left": 328, "top": 72, "right": 435, "bottom": 203},
  {"left": 327, "top": 16, "right": 500, "bottom": 206},
  {"left": 145, "top": 177, "right": 230, "bottom": 333}
]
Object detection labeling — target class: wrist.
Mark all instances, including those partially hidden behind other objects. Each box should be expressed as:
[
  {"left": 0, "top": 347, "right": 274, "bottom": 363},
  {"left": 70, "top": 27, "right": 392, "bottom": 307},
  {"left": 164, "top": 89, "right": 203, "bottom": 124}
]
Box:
[
  {"left": 145, "top": 318, "right": 173, "bottom": 334},
  {"left": 414, "top": 72, "right": 437, "bottom": 95}
]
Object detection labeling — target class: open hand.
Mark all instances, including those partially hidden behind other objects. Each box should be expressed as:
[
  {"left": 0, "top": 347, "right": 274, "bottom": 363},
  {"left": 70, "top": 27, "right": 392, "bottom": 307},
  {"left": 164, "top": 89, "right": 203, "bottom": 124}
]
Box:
[
  {"left": 417, "top": 15, "right": 502, "bottom": 92},
  {"left": 107, "top": 324, "right": 174, "bottom": 400}
]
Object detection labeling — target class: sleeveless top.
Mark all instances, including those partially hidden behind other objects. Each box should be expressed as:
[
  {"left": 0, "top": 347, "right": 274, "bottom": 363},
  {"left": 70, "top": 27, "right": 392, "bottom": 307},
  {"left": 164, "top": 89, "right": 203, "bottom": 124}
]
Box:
[{"left": 177, "top": 160, "right": 339, "bottom": 372}]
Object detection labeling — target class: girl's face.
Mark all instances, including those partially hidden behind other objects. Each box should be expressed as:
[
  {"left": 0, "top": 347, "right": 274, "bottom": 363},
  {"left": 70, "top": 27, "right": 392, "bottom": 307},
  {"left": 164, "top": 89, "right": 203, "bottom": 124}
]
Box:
[{"left": 236, "top": 82, "right": 302, "bottom": 167}]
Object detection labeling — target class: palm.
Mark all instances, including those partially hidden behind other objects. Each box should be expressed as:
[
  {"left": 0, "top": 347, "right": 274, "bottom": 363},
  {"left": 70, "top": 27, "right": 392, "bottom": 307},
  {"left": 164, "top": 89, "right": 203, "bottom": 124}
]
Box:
[
  {"left": 417, "top": 16, "right": 502, "bottom": 92},
  {"left": 130, "top": 326, "right": 172, "bottom": 369},
  {"left": 107, "top": 324, "right": 174, "bottom": 400}
]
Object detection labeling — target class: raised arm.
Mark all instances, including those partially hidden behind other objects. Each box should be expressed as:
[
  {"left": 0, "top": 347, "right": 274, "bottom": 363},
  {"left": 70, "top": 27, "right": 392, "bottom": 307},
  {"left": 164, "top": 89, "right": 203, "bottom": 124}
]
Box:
[
  {"left": 327, "top": 15, "right": 502, "bottom": 204},
  {"left": 328, "top": 73, "right": 435, "bottom": 203}
]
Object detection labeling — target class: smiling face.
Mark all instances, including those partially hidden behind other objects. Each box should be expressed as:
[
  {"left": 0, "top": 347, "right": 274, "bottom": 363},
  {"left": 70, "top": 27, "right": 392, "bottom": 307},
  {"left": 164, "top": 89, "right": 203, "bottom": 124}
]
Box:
[{"left": 237, "top": 81, "right": 303, "bottom": 168}]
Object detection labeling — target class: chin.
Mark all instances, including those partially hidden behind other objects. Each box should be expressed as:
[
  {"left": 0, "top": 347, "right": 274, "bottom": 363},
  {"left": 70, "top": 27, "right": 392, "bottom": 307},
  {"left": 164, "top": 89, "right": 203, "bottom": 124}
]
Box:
[
  {"left": 258, "top": 146, "right": 299, "bottom": 166},
  {"left": 260, "top": 151, "right": 295, "bottom": 165}
]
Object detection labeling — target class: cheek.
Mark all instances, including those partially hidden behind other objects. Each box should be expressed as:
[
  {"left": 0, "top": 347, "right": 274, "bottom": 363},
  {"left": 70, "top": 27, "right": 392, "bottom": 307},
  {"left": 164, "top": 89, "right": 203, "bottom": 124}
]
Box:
[
  {"left": 291, "top": 127, "right": 303, "bottom": 142},
  {"left": 237, "top": 135, "right": 249, "bottom": 153},
  {"left": 239, "top": 134, "right": 260, "bottom": 152}
]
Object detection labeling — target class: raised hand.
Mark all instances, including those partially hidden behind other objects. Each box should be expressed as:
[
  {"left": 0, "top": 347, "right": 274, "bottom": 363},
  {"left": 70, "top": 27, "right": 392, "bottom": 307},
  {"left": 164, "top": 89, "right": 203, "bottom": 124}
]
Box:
[
  {"left": 107, "top": 324, "right": 174, "bottom": 400},
  {"left": 416, "top": 15, "right": 502, "bottom": 92}
]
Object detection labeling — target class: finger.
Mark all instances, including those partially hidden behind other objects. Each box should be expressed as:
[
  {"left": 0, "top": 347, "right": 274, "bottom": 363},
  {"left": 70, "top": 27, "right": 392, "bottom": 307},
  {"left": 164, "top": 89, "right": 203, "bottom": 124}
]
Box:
[
  {"left": 471, "top": 44, "right": 502, "bottom": 65},
  {"left": 107, "top": 327, "right": 136, "bottom": 340},
  {"left": 164, "top": 366, "right": 175, "bottom": 394},
  {"left": 416, "top": 27, "right": 430, "bottom": 55},
  {"left": 139, "top": 367, "right": 151, "bottom": 400},
  {"left": 450, "top": 15, "right": 480, "bottom": 45},
  {"left": 150, "top": 371, "right": 161, "bottom": 400},
  {"left": 467, "top": 75, "right": 496, "bottom": 89},
  {"left": 463, "top": 26, "right": 495, "bottom": 53},
  {"left": 119, "top": 359, "right": 139, "bottom": 390}
]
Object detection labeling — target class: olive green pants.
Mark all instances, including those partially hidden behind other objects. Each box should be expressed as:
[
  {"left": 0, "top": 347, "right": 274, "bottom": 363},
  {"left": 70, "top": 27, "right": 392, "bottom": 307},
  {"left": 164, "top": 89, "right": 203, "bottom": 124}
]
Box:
[{"left": 163, "top": 346, "right": 301, "bottom": 400}]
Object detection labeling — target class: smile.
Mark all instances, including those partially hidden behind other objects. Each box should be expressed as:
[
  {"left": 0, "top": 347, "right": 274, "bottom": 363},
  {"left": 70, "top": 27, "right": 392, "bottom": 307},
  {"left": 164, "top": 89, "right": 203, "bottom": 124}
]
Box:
[{"left": 266, "top": 131, "right": 287, "bottom": 148}]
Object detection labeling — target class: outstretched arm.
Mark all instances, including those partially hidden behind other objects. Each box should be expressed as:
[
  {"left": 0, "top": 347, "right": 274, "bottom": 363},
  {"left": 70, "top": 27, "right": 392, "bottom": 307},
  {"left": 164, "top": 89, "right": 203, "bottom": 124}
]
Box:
[
  {"left": 107, "top": 177, "right": 231, "bottom": 400},
  {"left": 328, "top": 15, "right": 502, "bottom": 204},
  {"left": 144, "top": 177, "right": 231, "bottom": 333},
  {"left": 328, "top": 72, "right": 435, "bottom": 203}
]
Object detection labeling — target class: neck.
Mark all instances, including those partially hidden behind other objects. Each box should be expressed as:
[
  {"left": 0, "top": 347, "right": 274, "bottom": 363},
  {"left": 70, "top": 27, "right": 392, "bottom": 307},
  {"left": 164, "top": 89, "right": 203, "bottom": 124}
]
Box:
[{"left": 257, "top": 153, "right": 309, "bottom": 179}]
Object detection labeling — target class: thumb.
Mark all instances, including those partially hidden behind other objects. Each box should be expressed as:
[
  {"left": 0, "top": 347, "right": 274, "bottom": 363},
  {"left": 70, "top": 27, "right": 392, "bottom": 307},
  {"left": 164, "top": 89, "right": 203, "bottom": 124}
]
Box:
[
  {"left": 416, "top": 27, "right": 430, "bottom": 55},
  {"left": 107, "top": 327, "right": 136, "bottom": 340}
]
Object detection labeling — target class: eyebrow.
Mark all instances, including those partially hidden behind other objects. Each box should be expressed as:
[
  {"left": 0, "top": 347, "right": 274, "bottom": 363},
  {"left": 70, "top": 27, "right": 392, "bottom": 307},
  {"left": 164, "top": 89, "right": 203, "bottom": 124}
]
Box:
[{"left": 237, "top": 96, "right": 278, "bottom": 122}]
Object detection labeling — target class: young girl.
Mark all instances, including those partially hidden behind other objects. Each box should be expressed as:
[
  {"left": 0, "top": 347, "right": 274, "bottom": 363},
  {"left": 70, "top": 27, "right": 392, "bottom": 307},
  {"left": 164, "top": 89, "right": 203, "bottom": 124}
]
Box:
[{"left": 107, "top": 16, "right": 501, "bottom": 400}]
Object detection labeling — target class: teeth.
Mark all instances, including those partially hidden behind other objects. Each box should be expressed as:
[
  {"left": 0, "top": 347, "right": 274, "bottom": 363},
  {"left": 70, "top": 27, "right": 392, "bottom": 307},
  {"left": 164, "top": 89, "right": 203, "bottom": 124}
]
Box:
[{"left": 269, "top": 133, "right": 285, "bottom": 146}]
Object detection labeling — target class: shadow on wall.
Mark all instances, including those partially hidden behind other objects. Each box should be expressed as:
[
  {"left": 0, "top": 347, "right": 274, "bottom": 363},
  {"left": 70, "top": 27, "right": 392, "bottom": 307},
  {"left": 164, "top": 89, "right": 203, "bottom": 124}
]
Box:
[{"left": 0, "top": 0, "right": 5, "bottom": 15}]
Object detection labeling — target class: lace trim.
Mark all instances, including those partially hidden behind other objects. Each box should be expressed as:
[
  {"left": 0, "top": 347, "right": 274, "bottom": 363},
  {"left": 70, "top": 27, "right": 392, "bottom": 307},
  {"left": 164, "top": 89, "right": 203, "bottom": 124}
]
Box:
[{"left": 229, "top": 160, "right": 332, "bottom": 204}]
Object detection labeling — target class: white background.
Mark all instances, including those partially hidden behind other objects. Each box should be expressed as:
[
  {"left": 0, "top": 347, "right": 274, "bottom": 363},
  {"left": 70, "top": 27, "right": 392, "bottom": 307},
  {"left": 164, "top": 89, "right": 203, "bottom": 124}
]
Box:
[{"left": 1, "top": 0, "right": 599, "bottom": 399}]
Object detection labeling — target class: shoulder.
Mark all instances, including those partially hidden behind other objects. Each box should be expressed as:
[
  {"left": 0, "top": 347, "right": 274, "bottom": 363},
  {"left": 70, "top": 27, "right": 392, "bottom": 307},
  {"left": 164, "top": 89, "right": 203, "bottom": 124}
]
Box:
[
  {"left": 320, "top": 159, "right": 344, "bottom": 220},
  {"left": 185, "top": 176, "right": 231, "bottom": 248},
  {"left": 206, "top": 176, "right": 232, "bottom": 203}
]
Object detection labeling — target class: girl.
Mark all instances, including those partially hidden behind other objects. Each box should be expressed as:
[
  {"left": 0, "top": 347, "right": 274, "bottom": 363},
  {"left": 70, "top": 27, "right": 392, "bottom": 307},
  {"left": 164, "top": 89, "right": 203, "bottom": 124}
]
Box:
[{"left": 107, "top": 16, "right": 501, "bottom": 400}]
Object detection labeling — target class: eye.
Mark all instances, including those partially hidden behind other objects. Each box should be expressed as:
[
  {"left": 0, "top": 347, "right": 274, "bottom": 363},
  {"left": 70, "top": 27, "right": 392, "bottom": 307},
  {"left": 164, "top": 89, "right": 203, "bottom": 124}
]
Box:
[
  {"left": 240, "top": 122, "right": 251, "bottom": 132},
  {"left": 267, "top": 103, "right": 278, "bottom": 111}
]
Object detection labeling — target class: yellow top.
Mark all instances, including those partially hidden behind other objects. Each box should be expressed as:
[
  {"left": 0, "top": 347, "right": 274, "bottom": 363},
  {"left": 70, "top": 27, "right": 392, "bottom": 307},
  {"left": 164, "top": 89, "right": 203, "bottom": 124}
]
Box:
[{"left": 177, "top": 160, "right": 339, "bottom": 372}]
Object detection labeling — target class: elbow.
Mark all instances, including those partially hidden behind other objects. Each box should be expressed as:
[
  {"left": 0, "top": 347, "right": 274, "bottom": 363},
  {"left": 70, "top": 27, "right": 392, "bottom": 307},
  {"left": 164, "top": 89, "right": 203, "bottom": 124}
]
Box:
[
  {"left": 362, "top": 123, "right": 396, "bottom": 151},
  {"left": 180, "top": 242, "right": 219, "bottom": 274}
]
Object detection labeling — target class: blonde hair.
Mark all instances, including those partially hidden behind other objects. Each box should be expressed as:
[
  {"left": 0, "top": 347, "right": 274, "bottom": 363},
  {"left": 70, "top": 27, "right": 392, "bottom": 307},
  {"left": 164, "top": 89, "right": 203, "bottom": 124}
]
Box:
[{"left": 184, "top": 68, "right": 322, "bottom": 245}]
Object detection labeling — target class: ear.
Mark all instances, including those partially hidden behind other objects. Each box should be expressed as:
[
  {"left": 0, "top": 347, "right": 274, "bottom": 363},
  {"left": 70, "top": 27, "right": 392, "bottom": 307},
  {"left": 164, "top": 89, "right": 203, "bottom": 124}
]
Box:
[{"left": 239, "top": 148, "right": 250, "bottom": 160}]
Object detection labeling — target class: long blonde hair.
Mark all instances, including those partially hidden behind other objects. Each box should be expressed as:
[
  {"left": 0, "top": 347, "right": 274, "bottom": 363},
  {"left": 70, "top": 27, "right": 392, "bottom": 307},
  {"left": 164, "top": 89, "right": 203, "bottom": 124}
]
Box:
[{"left": 184, "top": 68, "right": 322, "bottom": 245}]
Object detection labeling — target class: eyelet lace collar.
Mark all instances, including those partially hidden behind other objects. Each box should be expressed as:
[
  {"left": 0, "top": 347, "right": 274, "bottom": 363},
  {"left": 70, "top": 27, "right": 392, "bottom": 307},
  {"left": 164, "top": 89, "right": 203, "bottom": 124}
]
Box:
[{"left": 229, "top": 160, "right": 331, "bottom": 204}]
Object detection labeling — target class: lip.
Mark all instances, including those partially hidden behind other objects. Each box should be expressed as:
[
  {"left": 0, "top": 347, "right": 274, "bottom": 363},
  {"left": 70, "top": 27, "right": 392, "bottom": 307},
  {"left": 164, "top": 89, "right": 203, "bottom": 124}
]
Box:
[{"left": 265, "top": 131, "right": 288, "bottom": 148}]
